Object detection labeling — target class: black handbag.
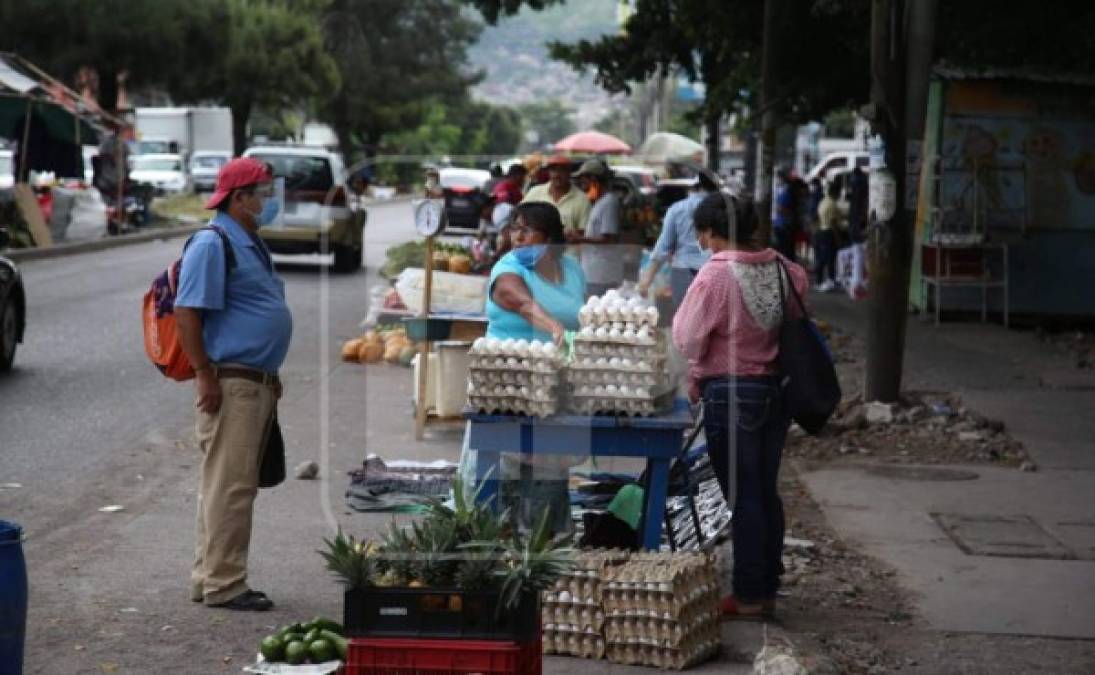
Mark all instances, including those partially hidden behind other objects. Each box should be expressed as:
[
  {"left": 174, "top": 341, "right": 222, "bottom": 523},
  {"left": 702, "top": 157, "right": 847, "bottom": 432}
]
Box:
[
  {"left": 776, "top": 262, "right": 842, "bottom": 434},
  {"left": 259, "top": 413, "right": 286, "bottom": 488}
]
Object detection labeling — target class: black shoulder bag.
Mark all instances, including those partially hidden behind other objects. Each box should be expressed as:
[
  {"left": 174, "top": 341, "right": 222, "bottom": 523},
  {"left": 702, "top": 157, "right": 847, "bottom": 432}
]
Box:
[
  {"left": 776, "top": 262, "right": 842, "bottom": 434},
  {"left": 259, "top": 414, "right": 286, "bottom": 488}
]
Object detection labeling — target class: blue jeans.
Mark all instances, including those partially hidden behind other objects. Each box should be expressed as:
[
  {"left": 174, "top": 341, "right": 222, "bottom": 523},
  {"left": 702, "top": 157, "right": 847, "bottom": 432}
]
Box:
[
  {"left": 702, "top": 376, "right": 789, "bottom": 602},
  {"left": 813, "top": 230, "right": 836, "bottom": 284}
]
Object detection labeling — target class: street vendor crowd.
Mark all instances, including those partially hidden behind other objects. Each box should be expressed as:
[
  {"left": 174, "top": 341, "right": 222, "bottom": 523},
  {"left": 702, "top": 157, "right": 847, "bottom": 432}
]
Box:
[{"left": 179, "top": 150, "right": 831, "bottom": 628}]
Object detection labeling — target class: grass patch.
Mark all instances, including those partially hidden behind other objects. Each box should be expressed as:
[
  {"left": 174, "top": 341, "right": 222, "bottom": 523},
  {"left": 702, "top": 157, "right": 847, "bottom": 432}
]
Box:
[{"left": 152, "top": 193, "right": 210, "bottom": 223}]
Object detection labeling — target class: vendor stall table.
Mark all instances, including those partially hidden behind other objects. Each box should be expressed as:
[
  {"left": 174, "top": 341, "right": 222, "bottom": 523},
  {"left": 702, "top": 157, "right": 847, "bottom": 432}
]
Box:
[{"left": 464, "top": 399, "right": 695, "bottom": 551}]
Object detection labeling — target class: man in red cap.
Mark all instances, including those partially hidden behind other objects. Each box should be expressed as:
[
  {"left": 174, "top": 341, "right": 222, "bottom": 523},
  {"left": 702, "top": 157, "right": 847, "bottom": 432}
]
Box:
[
  {"left": 175, "top": 157, "right": 292, "bottom": 611},
  {"left": 520, "top": 154, "right": 590, "bottom": 233}
]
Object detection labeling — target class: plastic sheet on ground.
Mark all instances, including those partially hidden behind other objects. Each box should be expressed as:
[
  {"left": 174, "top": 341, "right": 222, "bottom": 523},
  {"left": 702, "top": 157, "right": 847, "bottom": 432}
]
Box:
[
  {"left": 345, "top": 454, "right": 456, "bottom": 512},
  {"left": 242, "top": 657, "right": 341, "bottom": 674}
]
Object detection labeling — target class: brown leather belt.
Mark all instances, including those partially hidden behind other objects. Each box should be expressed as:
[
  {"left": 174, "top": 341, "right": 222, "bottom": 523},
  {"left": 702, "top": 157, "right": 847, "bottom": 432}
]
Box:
[{"left": 215, "top": 366, "right": 280, "bottom": 387}]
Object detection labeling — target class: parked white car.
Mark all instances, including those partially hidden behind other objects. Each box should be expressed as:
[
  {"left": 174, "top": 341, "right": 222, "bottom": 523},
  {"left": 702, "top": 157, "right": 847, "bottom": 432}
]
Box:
[
  {"left": 129, "top": 153, "right": 188, "bottom": 194},
  {"left": 189, "top": 151, "right": 232, "bottom": 193}
]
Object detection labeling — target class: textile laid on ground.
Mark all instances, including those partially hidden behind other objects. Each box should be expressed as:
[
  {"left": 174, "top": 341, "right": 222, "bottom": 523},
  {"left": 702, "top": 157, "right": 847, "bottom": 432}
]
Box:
[{"left": 345, "top": 455, "right": 456, "bottom": 512}]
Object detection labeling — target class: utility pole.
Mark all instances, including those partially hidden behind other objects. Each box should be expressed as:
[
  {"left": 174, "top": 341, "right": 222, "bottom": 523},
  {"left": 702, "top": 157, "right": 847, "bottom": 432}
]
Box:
[
  {"left": 754, "top": 0, "right": 791, "bottom": 244},
  {"left": 863, "top": 0, "right": 937, "bottom": 402}
]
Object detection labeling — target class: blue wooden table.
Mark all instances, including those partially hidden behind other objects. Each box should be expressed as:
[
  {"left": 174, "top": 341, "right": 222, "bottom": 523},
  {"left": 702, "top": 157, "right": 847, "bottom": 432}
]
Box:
[{"left": 464, "top": 399, "right": 696, "bottom": 550}]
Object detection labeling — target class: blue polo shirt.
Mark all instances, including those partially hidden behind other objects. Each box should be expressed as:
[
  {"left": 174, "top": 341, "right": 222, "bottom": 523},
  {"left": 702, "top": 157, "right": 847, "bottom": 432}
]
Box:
[{"left": 175, "top": 212, "right": 292, "bottom": 374}]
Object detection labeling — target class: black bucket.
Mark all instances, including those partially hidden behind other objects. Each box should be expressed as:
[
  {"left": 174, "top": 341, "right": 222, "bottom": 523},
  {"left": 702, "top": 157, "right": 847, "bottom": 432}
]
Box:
[{"left": 0, "top": 520, "right": 27, "bottom": 675}]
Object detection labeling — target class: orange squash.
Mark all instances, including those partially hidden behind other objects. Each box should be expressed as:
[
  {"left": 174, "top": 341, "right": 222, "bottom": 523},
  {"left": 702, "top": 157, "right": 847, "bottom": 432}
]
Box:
[
  {"left": 342, "top": 338, "right": 365, "bottom": 362},
  {"left": 358, "top": 340, "right": 384, "bottom": 363}
]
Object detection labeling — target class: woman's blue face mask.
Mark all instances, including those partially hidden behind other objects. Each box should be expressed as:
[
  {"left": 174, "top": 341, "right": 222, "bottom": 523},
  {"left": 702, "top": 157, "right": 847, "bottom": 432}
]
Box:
[{"left": 513, "top": 244, "right": 548, "bottom": 268}]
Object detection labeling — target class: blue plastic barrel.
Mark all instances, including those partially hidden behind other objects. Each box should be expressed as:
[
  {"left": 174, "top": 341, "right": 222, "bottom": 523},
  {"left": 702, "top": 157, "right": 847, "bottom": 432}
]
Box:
[{"left": 0, "top": 520, "right": 27, "bottom": 675}]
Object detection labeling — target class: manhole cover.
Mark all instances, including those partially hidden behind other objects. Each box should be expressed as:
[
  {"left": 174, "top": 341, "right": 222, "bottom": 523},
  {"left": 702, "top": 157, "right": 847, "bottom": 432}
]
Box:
[
  {"left": 865, "top": 465, "right": 979, "bottom": 482},
  {"left": 933, "top": 513, "right": 1075, "bottom": 560}
]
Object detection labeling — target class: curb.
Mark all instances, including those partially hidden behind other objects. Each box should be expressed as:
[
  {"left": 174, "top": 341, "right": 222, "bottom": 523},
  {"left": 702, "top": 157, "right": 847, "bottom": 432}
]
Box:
[{"left": 4, "top": 223, "right": 203, "bottom": 263}]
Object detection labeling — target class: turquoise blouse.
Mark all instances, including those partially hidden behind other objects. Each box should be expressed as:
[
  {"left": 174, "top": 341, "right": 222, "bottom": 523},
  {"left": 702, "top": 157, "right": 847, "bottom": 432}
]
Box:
[{"left": 485, "top": 251, "right": 586, "bottom": 342}]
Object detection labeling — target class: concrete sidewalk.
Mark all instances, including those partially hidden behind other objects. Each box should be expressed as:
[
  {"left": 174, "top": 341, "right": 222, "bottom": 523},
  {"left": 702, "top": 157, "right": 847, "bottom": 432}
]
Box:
[{"left": 801, "top": 294, "right": 1095, "bottom": 638}]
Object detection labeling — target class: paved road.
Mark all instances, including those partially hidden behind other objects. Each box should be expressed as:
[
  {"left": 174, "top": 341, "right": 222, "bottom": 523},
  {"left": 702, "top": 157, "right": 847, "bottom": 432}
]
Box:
[{"left": 0, "top": 202, "right": 417, "bottom": 532}]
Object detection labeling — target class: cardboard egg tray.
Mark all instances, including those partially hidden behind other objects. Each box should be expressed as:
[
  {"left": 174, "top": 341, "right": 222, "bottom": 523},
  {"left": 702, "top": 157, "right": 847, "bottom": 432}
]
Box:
[
  {"left": 465, "top": 396, "right": 558, "bottom": 417},
  {"left": 604, "top": 636, "right": 720, "bottom": 670},
  {"left": 468, "top": 355, "right": 560, "bottom": 372},
  {"left": 468, "top": 370, "right": 559, "bottom": 387},
  {"left": 574, "top": 328, "right": 658, "bottom": 346},
  {"left": 566, "top": 391, "right": 674, "bottom": 417},
  {"left": 543, "top": 633, "right": 607, "bottom": 660}
]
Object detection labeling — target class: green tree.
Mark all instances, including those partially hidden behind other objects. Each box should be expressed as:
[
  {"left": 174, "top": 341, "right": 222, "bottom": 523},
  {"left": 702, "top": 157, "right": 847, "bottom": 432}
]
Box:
[
  {"left": 318, "top": 0, "right": 483, "bottom": 165},
  {"left": 183, "top": 0, "right": 339, "bottom": 155},
  {"left": 0, "top": 0, "right": 224, "bottom": 112},
  {"left": 517, "top": 100, "right": 576, "bottom": 150}
]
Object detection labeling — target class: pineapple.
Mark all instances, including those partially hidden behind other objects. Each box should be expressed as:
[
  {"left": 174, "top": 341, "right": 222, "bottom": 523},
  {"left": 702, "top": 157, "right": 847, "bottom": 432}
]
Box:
[
  {"left": 318, "top": 530, "right": 376, "bottom": 590},
  {"left": 411, "top": 519, "right": 460, "bottom": 588},
  {"left": 378, "top": 520, "right": 417, "bottom": 585},
  {"left": 454, "top": 553, "right": 502, "bottom": 592}
]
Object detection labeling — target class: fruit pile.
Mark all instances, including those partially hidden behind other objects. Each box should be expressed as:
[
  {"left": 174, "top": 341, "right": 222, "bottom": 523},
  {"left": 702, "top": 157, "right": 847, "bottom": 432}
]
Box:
[
  {"left": 259, "top": 617, "right": 347, "bottom": 666},
  {"left": 341, "top": 324, "right": 417, "bottom": 366},
  {"left": 569, "top": 290, "right": 670, "bottom": 416}
]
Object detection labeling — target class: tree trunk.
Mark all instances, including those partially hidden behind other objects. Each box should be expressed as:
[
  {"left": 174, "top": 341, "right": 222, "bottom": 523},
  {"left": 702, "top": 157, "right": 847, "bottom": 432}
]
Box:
[
  {"left": 230, "top": 100, "right": 251, "bottom": 157},
  {"left": 755, "top": 0, "right": 792, "bottom": 246},
  {"left": 705, "top": 113, "right": 720, "bottom": 173}
]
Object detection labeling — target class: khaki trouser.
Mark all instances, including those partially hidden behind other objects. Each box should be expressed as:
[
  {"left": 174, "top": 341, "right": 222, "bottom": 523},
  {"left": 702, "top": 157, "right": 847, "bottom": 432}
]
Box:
[{"left": 190, "top": 376, "right": 275, "bottom": 605}]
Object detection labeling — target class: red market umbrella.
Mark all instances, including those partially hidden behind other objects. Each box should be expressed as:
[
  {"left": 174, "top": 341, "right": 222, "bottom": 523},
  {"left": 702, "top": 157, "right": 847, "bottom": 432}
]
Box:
[{"left": 553, "top": 130, "right": 631, "bottom": 155}]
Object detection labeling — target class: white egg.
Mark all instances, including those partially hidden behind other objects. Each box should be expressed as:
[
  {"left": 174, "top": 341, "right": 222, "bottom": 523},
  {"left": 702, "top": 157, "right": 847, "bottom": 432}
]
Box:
[
  {"left": 529, "top": 342, "right": 543, "bottom": 357},
  {"left": 594, "top": 326, "right": 609, "bottom": 339},
  {"left": 622, "top": 328, "right": 637, "bottom": 343},
  {"left": 594, "top": 385, "right": 605, "bottom": 395},
  {"left": 588, "top": 295, "right": 601, "bottom": 307},
  {"left": 636, "top": 387, "right": 650, "bottom": 399},
  {"left": 621, "top": 358, "right": 633, "bottom": 369},
  {"left": 608, "top": 328, "right": 622, "bottom": 340},
  {"left": 604, "top": 289, "right": 619, "bottom": 301},
  {"left": 609, "top": 357, "right": 621, "bottom": 368},
  {"left": 578, "top": 307, "right": 592, "bottom": 324},
  {"left": 605, "top": 384, "right": 618, "bottom": 395},
  {"left": 581, "top": 326, "right": 595, "bottom": 338},
  {"left": 619, "top": 385, "right": 631, "bottom": 397},
  {"left": 519, "top": 386, "right": 530, "bottom": 398},
  {"left": 472, "top": 337, "right": 486, "bottom": 353},
  {"left": 627, "top": 296, "right": 644, "bottom": 308},
  {"left": 596, "top": 357, "right": 608, "bottom": 367},
  {"left": 645, "top": 306, "right": 659, "bottom": 323}
]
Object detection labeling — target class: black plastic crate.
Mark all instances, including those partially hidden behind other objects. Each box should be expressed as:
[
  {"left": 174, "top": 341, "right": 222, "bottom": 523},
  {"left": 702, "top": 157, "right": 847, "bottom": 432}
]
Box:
[{"left": 344, "top": 588, "right": 539, "bottom": 640}]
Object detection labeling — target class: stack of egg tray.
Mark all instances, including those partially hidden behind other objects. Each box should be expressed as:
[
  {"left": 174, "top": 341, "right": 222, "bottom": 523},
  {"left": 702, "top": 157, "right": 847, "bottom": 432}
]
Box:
[
  {"left": 467, "top": 339, "right": 563, "bottom": 417},
  {"left": 601, "top": 552, "right": 721, "bottom": 670},
  {"left": 567, "top": 335, "right": 671, "bottom": 417},
  {"left": 541, "top": 550, "right": 629, "bottom": 660}
]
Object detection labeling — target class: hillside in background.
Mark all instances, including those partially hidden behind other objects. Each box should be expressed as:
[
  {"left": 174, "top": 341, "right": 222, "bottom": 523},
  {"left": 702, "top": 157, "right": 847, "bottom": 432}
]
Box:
[{"left": 468, "top": 0, "right": 625, "bottom": 132}]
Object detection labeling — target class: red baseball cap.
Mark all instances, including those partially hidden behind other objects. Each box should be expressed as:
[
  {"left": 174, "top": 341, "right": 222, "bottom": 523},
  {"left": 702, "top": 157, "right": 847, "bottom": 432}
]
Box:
[{"left": 204, "top": 157, "right": 274, "bottom": 210}]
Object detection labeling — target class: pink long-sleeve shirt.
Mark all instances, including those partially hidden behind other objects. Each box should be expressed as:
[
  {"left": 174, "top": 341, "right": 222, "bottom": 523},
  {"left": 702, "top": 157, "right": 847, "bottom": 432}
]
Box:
[{"left": 672, "top": 249, "right": 809, "bottom": 389}]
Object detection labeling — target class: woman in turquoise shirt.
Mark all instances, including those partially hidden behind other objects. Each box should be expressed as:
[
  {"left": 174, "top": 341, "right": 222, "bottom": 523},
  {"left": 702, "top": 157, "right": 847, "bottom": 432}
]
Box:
[
  {"left": 486, "top": 201, "right": 586, "bottom": 342},
  {"left": 466, "top": 202, "right": 586, "bottom": 535}
]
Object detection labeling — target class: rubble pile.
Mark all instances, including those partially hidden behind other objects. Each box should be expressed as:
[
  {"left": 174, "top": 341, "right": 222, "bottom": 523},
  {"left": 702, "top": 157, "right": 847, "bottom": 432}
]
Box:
[{"left": 788, "top": 393, "right": 1030, "bottom": 467}]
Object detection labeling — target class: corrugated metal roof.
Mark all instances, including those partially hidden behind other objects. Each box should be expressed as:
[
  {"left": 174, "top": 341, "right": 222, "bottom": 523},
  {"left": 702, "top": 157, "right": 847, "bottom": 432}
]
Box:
[{"left": 934, "top": 65, "right": 1095, "bottom": 88}]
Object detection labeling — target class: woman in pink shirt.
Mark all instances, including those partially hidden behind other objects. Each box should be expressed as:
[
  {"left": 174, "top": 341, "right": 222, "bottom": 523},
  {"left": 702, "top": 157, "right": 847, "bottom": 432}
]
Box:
[{"left": 672, "top": 193, "right": 808, "bottom": 619}]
